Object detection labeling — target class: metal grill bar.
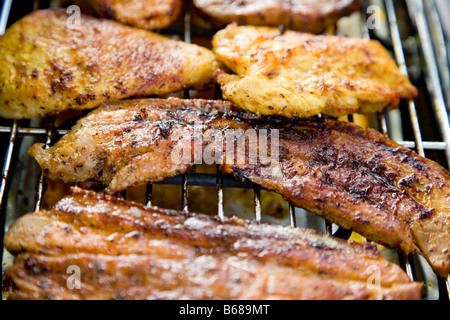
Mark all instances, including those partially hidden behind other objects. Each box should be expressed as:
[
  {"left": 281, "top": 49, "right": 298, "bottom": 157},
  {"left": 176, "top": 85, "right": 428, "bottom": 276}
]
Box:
[
  {"left": 0, "top": 125, "right": 447, "bottom": 150},
  {"left": 145, "top": 183, "right": 153, "bottom": 206},
  {"left": 0, "top": 0, "right": 12, "bottom": 34},
  {"left": 216, "top": 165, "right": 224, "bottom": 220},
  {"left": 33, "top": 119, "right": 54, "bottom": 211},
  {"left": 288, "top": 204, "right": 296, "bottom": 228},
  {"left": 410, "top": 0, "right": 450, "bottom": 165},
  {"left": 0, "top": 121, "right": 17, "bottom": 209},
  {"left": 423, "top": 0, "right": 450, "bottom": 110},
  {"left": 385, "top": 0, "right": 425, "bottom": 157},
  {"left": 253, "top": 186, "right": 261, "bottom": 222}
]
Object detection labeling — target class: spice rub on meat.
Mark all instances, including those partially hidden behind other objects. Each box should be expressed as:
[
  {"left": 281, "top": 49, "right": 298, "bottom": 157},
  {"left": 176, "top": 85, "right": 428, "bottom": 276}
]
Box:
[
  {"left": 3, "top": 187, "right": 422, "bottom": 300},
  {"left": 89, "top": 0, "right": 182, "bottom": 30},
  {"left": 0, "top": 9, "right": 217, "bottom": 119},
  {"left": 28, "top": 98, "right": 450, "bottom": 277},
  {"left": 212, "top": 24, "right": 418, "bottom": 119}
]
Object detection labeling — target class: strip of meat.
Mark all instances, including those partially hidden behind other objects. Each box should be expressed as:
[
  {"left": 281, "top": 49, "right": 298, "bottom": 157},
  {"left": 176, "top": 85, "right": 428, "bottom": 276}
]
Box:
[
  {"left": 212, "top": 24, "right": 418, "bottom": 119},
  {"left": 0, "top": 9, "right": 217, "bottom": 119},
  {"left": 28, "top": 98, "right": 450, "bottom": 277},
  {"left": 193, "top": 0, "right": 361, "bottom": 34},
  {"left": 4, "top": 187, "right": 421, "bottom": 300},
  {"left": 89, "top": 0, "right": 182, "bottom": 30}
]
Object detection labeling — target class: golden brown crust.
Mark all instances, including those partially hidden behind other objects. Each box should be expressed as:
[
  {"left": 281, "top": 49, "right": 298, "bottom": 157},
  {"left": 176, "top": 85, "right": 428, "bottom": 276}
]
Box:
[
  {"left": 90, "top": 0, "right": 182, "bottom": 30},
  {"left": 28, "top": 98, "right": 450, "bottom": 276},
  {"left": 193, "top": 0, "right": 362, "bottom": 33},
  {"left": 4, "top": 187, "right": 422, "bottom": 300},
  {"left": 0, "top": 9, "right": 217, "bottom": 119},
  {"left": 212, "top": 24, "right": 418, "bottom": 119}
]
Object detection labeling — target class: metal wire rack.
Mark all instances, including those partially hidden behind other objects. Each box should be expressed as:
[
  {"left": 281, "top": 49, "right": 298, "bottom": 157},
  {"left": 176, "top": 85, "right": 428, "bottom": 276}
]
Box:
[{"left": 1, "top": 0, "right": 450, "bottom": 300}]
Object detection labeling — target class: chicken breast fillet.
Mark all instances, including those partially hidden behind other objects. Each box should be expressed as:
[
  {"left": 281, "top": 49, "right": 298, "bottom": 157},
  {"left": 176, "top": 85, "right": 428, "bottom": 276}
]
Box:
[
  {"left": 193, "top": 0, "right": 361, "bottom": 33},
  {"left": 4, "top": 187, "right": 422, "bottom": 300},
  {"left": 89, "top": 0, "right": 182, "bottom": 30},
  {"left": 213, "top": 24, "right": 418, "bottom": 119},
  {"left": 0, "top": 9, "right": 217, "bottom": 119},
  {"left": 28, "top": 98, "right": 450, "bottom": 277}
]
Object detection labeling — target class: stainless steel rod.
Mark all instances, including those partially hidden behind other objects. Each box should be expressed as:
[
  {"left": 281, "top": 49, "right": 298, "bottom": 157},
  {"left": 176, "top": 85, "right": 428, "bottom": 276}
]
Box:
[
  {"left": 411, "top": 0, "right": 450, "bottom": 165},
  {"left": 254, "top": 186, "right": 261, "bottom": 222},
  {"left": 34, "top": 119, "right": 54, "bottom": 211},
  {"left": 0, "top": 0, "right": 12, "bottom": 35},
  {"left": 385, "top": 0, "right": 425, "bottom": 156},
  {"left": 146, "top": 183, "right": 153, "bottom": 206},
  {"left": 0, "top": 121, "right": 17, "bottom": 208},
  {"left": 216, "top": 165, "right": 224, "bottom": 220},
  {"left": 289, "top": 204, "right": 296, "bottom": 228}
]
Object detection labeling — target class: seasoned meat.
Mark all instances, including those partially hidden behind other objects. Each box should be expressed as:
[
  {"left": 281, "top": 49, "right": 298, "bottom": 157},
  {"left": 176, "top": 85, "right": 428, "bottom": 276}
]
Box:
[
  {"left": 4, "top": 187, "right": 421, "bottom": 300},
  {"left": 193, "top": 0, "right": 361, "bottom": 34},
  {"left": 0, "top": 9, "right": 217, "bottom": 119},
  {"left": 28, "top": 98, "right": 450, "bottom": 277},
  {"left": 89, "top": 0, "right": 182, "bottom": 30},
  {"left": 213, "top": 24, "right": 418, "bottom": 118}
]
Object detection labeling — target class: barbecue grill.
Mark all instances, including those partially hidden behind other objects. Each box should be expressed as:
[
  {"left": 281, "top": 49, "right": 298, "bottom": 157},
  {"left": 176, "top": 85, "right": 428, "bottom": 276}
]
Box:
[{"left": 1, "top": 0, "right": 449, "bottom": 300}]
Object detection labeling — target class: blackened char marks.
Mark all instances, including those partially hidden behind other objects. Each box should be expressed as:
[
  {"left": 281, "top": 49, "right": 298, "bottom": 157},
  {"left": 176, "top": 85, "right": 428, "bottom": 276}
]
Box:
[
  {"left": 28, "top": 98, "right": 450, "bottom": 277},
  {"left": 3, "top": 187, "right": 421, "bottom": 299}
]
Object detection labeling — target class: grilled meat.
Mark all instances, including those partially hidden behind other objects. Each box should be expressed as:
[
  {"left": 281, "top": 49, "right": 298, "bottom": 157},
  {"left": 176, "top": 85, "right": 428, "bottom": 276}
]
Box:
[
  {"left": 212, "top": 24, "right": 418, "bottom": 119},
  {"left": 4, "top": 187, "right": 421, "bottom": 300},
  {"left": 28, "top": 98, "right": 450, "bottom": 277},
  {"left": 89, "top": 0, "right": 182, "bottom": 30},
  {"left": 0, "top": 9, "right": 217, "bottom": 119},
  {"left": 193, "top": 0, "right": 361, "bottom": 34}
]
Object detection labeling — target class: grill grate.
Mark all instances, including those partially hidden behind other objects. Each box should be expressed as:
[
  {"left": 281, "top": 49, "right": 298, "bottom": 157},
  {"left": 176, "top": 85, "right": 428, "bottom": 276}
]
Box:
[{"left": 1, "top": 0, "right": 450, "bottom": 300}]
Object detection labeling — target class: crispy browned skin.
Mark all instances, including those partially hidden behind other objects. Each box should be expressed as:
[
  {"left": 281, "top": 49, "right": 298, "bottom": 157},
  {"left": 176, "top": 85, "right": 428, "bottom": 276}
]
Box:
[
  {"left": 193, "top": 0, "right": 361, "bottom": 33},
  {"left": 90, "top": 0, "right": 182, "bottom": 30},
  {"left": 28, "top": 98, "right": 450, "bottom": 277},
  {"left": 4, "top": 187, "right": 421, "bottom": 300},
  {"left": 213, "top": 24, "right": 418, "bottom": 119},
  {"left": 0, "top": 9, "right": 217, "bottom": 119}
]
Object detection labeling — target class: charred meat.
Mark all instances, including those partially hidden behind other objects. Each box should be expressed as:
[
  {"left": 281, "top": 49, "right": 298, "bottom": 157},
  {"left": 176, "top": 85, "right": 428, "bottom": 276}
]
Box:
[
  {"left": 213, "top": 24, "right": 418, "bottom": 119},
  {"left": 193, "top": 0, "right": 361, "bottom": 34},
  {"left": 28, "top": 98, "right": 450, "bottom": 277},
  {"left": 89, "top": 0, "right": 182, "bottom": 30},
  {"left": 0, "top": 9, "right": 217, "bottom": 119},
  {"left": 3, "top": 187, "right": 422, "bottom": 300}
]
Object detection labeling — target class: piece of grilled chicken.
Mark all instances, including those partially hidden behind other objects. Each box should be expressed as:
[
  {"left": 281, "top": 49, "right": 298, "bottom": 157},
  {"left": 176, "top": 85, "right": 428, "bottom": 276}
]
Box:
[
  {"left": 28, "top": 98, "right": 450, "bottom": 277},
  {"left": 89, "top": 0, "right": 182, "bottom": 30},
  {"left": 213, "top": 24, "right": 418, "bottom": 119},
  {"left": 4, "top": 187, "right": 421, "bottom": 300},
  {"left": 0, "top": 9, "right": 217, "bottom": 119},
  {"left": 193, "top": 0, "right": 361, "bottom": 34}
]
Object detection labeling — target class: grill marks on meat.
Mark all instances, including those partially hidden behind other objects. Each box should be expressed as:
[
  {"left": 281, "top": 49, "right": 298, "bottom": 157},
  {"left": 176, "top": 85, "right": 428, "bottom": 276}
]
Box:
[
  {"left": 28, "top": 98, "right": 450, "bottom": 277},
  {"left": 193, "top": 0, "right": 361, "bottom": 34},
  {"left": 212, "top": 24, "right": 418, "bottom": 119},
  {"left": 89, "top": 0, "right": 182, "bottom": 30},
  {"left": 0, "top": 9, "right": 217, "bottom": 119},
  {"left": 4, "top": 187, "right": 421, "bottom": 300}
]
